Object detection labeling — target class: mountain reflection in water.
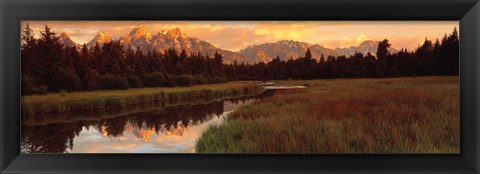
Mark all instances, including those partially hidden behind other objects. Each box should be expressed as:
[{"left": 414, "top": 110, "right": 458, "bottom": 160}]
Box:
[{"left": 21, "top": 90, "right": 275, "bottom": 153}]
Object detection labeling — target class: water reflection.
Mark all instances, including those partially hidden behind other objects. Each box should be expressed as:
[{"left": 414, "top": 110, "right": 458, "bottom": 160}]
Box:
[{"left": 21, "top": 90, "right": 275, "bottom": 153}]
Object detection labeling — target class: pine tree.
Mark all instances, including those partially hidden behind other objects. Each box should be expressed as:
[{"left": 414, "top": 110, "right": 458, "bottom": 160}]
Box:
[
  {"left": 377, "top": 39, "right": 391, "bottom": 61},
  {"left": 305, "top": 48, "right": 312, "bottom": 59},
  {"left": 37, "top": 25, "right": 64, "bottom": 89},
  {"left": 21, "top": 23, "right": 37, "bottom": 76}
]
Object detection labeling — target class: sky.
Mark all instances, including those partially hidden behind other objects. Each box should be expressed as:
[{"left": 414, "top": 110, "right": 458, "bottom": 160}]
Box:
[
  {"left": 22, "top": 21, "right": 458, "bottom": 52},
  {"left": 65, "top": 100, "right": 241, "bottom": 153}
]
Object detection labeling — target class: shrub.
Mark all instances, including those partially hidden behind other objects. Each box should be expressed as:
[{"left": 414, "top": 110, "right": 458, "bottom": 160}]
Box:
[
  {"left": 100, "top": 73, "right": 130, "bottom": 90},
  {"left": 48, "top": 67, "right": 83, "bottom": 92},
  {"left": 84, "top": 69, "right": 102, "bottom": 91},
  {"left": 22, "top": 74, "right": 35, "bottom": 95},
  {"left": 177, "top": 74, "right": 196, "bottom": 86},
  {"left": 127, "top": 75, "right": 144, "bottom": 88},
  {"left": 165, "top": 75, "right": 179, "bottom": 87},
  {"left": 21, "top": 74, "right": 48, "bottom": 95},
  {"left": 197, "top": 73, "right": 212, "bottom": 84},
  {"left": 144, "top": 72, "right": 166, "bottom": 87},
  {"left": 212, "top": 76, "right": 228, "bottom": 83}
]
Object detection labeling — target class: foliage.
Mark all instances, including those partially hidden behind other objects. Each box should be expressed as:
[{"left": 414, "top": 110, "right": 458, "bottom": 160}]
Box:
[
  {"left": 21, "top": 25, "right": 459, "bottom": 95},
  {"left": 144, "top": 71, "right": 166, "bottom": 87},
  {"left": 177, "top": 74, "right": 196, "bottom": 87},
  {"left": 84, "top": 69, "right": 102, "bottom": 91},
  {"left": 48, "top": 67, "right": 83, "bottom": 92},
  {"left": 22, "top": 74, "right": 48, "bottom": 95},
  {"left": 127, "top": 75, "right": 144, "bottom": 88},
  {"left": 100, "top": 73, "right": 129, "bottom": 90}
]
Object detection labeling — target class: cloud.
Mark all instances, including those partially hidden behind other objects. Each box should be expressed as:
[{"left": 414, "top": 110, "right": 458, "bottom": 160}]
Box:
[
  {"left": 22, "top": 21, "right": 458, "bottom": 51},
  {"left": 253, "top": 22, "right": 321, "bottom": 41},
  {"left": 355, "top": 35, "right": 369, "bottom": 42},
  {"left": 68, "top": 114, "right": 227, "bottom": 153},
  {"left": 317, "top": 34, "right": 373, "bottom": 48}
]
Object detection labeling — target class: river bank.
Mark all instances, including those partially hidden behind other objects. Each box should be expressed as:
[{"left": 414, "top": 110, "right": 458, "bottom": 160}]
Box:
[
  {"left": 21, "top": 88, "right": 278, "bottom": 153},
  {"left": 22, "top": 81, "right": 264, "bottom": 117}
]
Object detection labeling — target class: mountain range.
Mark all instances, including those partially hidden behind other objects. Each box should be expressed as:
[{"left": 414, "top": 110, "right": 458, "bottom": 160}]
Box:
[{"left": 58, "top": 23, "right": 397, "bottom": 64}]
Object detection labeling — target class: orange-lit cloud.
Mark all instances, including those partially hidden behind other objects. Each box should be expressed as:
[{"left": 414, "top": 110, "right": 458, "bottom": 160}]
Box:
[
  {"left": 23, "top": 21, "right": 458, "bottom": 51},
  {"left": 67, "top": 100, "right": 248, "bottom": 153}
]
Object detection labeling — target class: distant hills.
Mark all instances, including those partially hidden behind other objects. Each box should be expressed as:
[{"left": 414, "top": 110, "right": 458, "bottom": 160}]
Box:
[
  {"left": 239, "top": 40, "right": 337, "bottom": 63},
  {"left": 59, "top": 23, "right": 397, "bottom": 64},
  {"left": 239, "top": 40, "right": 398, "bottom": 63},
  {"left": 334, "top": 40, "right": 398, "bottom": 58}
]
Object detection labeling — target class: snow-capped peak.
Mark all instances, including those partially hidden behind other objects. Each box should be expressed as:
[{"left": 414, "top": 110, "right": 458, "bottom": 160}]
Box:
[
  {"left": 87, "top": 32, "right": 111, "bottom": 47},
  {"left": 359, "top": 40, "right": 378, "bottom": 47},
  {"left": 59, "top": 32, "right": 70, "bottom": 38},
  {"left": 96, "top": 32, "right": 110, "bottom": 40},
  {"left": 128, "top": 23, "right": 152, "bottom": 40},
  {"left": 57, "top": 32, "right": 79, "bottom": 48},
  {"left": 58, "top": 32, "right": 73, "bottom": 42},
  {"left": 166, "top": 28, "right": 186, "bottom": 38}
]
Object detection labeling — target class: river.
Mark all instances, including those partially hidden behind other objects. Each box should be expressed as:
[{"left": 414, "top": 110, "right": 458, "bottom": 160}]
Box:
[{"left": 20, "top": 89, "right": 276, "bottom": 153}]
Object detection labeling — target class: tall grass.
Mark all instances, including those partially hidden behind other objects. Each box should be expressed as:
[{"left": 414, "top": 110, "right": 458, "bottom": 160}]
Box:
[
  {"left": 22, "top": 81, "right": 263, "bottom": 117},
  {"left": 22, "top": 90, "right": 266, "bottom": 126},
  {"left": 195, "top": 76, "right": 460, "bottom": 153}
]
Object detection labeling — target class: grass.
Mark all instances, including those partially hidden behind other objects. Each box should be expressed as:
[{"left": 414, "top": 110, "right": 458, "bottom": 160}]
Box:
[
  {"left": 195, "top": 76, "right": 460, "bottom": 153},
  {"left": 21, "top": 90, "right": 266, "bottom": 126},
  {"left": 22, "top": 81, "right": 264, "bottom": 117}
]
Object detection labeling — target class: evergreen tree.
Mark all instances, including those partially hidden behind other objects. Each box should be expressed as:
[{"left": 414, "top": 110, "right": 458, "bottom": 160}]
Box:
[
  {"left": 305, "top": 48, "right": 312, "bottom": 59},
  {"left": 21, "top": 23, "right": 37, "bottom": 77},
  {"left": 377, "top": 39, "right": 391, "bottom": 61},
  {"left": 20, "top": 26, "right": 460, "bottom": 94}
]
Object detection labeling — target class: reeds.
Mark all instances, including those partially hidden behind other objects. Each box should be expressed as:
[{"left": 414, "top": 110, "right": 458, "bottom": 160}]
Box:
[
  {"left": 195, "top": 76, "right": 460, "bottom": 153},
  {"left": 22, "top": 81, "right": 263, "bottom": 117}
]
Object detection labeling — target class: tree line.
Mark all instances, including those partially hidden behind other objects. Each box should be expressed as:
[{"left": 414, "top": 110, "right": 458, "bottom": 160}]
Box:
[
  {"left": 230, "top": 29, "right": 458, "bottom": 81},
  {"left": 21, "top": 25, "right": 459, "bottom": 95}
]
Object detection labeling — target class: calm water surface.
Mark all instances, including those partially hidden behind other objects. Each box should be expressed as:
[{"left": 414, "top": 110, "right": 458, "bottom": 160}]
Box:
[{"left": 21, "top": 90, "right": 275, "bottom": 153}]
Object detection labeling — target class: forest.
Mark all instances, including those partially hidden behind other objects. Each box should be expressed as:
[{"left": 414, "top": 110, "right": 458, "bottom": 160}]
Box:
[{"left": 21, "top": 24, "right": 459, "bottom": 95}]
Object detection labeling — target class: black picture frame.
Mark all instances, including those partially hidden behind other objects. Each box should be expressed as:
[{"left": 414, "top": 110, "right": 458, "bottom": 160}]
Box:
[{"left": 1, "top": 0, "right": 479, "bottom": 173}]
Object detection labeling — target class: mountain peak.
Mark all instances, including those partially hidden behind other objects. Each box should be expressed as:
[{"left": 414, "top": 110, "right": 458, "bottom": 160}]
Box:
[
  {"left": 276, "top": 40, "right": 310, "bottom": 46},
  {"left": 97, "top": 32, "right": 109, "bottom": 38},
  {"left": 239, "top": 39, "right": 331, "bottom": 63},
  {"left": 166, "top": 28, "right": 185, "bottom": 38},
  {"left": 333, "top": 40, "right": 399, "bottom": 57},
  {"left": 58, "top": 32, "right": 78, "bottom": 48},
  {"left": 359, "top": 40, "right": 378, "bottom": 47},
  {"left": 59, "top": 32, "right": 70, "bottom": 38},
  {"left": 129, "top": 23, "right": 152, "bottom": 40},
  {"left": 277, "top": 40, "right": 298, "bottom": 44},
  {"left": 87, "top": 32, "right": 111, "bottom": 47},
  {"left": 135, "top": 23, "right": 146, "bottom": 29}
]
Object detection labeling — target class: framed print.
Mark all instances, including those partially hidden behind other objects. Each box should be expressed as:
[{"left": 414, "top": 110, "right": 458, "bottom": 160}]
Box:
[
  {"left": 18, "top": 20, "right": 461, "bottom": 154},
  {"left": 1, "top": 0, "right": 479, "bottom": 173}
]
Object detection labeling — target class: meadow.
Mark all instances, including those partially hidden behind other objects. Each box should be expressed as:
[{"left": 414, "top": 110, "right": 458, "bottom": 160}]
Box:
[
  {"left": 22, "top": 81, "right": 263, "bottom": 117},
  {"left": 195, "top": 76, "right": 460, "bottom": 153}
]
